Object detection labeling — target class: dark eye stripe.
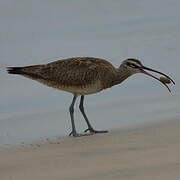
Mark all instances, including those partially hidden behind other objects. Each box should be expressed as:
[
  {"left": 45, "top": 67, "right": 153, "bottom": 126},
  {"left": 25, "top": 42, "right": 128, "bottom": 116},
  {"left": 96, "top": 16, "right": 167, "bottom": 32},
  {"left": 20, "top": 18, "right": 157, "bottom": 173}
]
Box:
[
  {"left": 130, "top": 64, "right": 138, "bottom": 68},
  {"left": 127, "top": 63, "right": 139, "bottom": 68}
]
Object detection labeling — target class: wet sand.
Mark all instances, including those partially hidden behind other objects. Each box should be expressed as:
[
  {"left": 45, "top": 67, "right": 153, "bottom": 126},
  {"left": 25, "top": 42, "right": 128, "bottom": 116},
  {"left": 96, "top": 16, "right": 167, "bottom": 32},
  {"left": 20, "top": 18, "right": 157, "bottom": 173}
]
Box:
[{"left": 0, "top": 117, "right": 180, "bottom": 180}]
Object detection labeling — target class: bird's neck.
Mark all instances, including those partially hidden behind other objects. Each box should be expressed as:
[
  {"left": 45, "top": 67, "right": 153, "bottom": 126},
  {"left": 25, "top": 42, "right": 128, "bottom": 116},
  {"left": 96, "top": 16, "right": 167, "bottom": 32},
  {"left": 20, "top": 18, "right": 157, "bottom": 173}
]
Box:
[{"left": 112, "top": 68, "right": 132, "bottom": 86}]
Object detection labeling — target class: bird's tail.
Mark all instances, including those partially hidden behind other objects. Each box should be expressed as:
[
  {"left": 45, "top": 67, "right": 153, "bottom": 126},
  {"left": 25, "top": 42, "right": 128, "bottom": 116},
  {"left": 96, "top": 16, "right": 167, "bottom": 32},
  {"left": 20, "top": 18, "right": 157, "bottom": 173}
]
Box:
[
  {"left": 7, "top": 65, "right": 45, "bottom": 81},
  {"left": 7, "top": 67, "right": 24, "bottom": 75}
]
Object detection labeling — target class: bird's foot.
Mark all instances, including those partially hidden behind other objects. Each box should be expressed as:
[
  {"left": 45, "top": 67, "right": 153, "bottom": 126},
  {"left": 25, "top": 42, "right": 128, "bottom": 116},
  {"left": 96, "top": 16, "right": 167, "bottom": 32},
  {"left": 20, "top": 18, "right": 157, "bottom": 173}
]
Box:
[
  {"left": 84, "top": 128, "right": 108, "bottom": 134},
  {"left": 69, "top": 131, "right": 92, "bottom": 137}
]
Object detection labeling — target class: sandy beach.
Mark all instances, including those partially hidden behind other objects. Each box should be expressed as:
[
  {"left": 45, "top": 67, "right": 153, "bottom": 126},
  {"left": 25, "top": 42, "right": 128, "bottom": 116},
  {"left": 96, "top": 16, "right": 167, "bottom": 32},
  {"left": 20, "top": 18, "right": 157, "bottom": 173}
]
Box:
[
  {"left": 0, "top": 0, "right": 180, "bottom": 179},
  {"left": 0, "top": 117, "right": 180, "bottom": 180}
]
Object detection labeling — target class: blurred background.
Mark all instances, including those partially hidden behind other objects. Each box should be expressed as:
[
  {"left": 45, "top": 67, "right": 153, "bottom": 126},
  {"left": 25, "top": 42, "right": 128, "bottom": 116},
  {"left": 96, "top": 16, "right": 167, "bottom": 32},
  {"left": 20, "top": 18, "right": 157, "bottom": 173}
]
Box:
[{"left": 0, "top": 0, "right": 179, "bottom": 145}]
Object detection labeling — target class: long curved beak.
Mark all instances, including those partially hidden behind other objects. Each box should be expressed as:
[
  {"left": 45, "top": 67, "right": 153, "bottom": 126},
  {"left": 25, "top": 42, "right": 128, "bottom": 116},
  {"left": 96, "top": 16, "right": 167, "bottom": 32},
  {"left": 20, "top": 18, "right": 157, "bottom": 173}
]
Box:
[{"left": 140, "top": 66, "right": 175, "bottom": 93}]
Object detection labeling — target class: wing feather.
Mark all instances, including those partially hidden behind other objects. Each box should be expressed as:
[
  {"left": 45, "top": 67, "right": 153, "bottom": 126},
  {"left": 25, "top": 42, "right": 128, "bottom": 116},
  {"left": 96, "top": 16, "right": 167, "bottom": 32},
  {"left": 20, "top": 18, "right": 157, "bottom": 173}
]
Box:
[{"left": 15, "top": 57, "right": 117, "bottom": 88}]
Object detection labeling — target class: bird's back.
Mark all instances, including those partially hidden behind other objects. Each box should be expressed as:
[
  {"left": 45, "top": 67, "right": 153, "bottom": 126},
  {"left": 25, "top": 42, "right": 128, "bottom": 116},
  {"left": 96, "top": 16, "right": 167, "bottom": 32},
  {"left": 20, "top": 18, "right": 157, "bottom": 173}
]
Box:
[{"left": 8, "top": 57, "right": 117, "bottom": 95}]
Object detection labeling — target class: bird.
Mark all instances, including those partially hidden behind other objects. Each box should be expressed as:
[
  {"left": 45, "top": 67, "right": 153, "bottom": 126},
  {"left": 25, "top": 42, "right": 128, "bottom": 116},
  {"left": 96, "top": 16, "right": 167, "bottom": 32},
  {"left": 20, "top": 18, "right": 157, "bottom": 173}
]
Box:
[{"left": 7, "top": 57, "right": 175, "bottom": 137}]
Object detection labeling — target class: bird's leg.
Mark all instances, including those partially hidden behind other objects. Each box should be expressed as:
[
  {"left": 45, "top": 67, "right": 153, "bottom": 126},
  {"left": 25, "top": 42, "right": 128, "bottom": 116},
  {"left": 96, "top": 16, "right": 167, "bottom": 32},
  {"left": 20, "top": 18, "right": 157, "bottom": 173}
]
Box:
[
  {"left": 69, "top": 95, "right": 78, "bottom": 137},
  {"left": 79, "top": 95, "right": 108, "bottom": 134},
  {"left": 69, "top": 95, "right": 91, "bottom": 137}
]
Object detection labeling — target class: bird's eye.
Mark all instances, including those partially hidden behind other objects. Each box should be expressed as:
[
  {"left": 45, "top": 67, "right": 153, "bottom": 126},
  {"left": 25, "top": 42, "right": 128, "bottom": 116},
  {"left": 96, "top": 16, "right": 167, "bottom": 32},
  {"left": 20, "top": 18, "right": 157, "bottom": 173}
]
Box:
[
  {"left": 130, "top": 64, "right": 137, "bottom": 68},
  {"left": 127, "top": 62, "right": 138, "bottom": 68}
]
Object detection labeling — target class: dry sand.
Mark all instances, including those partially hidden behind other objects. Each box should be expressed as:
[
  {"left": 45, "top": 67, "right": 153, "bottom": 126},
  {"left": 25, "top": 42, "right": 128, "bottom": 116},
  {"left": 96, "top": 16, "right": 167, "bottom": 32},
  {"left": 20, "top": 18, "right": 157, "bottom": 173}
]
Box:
[{"left": 0, "top": 117, "right": 180, "bottom": 180}]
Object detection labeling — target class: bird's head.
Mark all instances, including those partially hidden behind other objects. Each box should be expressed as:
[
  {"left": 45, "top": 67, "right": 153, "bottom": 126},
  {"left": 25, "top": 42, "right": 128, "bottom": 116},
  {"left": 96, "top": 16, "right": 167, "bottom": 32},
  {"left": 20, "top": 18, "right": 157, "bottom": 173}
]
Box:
[
  {"left": 120, "top": 58, "right": 175, "bottom": 92},
  {"left": 120, "top": 58, "right": 143, "bottom": 74}
]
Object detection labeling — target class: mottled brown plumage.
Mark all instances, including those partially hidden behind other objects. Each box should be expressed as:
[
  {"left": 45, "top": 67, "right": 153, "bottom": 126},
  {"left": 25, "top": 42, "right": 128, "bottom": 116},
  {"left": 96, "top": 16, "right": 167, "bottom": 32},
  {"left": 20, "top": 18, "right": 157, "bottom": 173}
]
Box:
[
  {"left": 8, "top": 57, "right": 132, "bottom": 95},
  {"left": 7, "top": 57, "right": 175, "bottom": 137}
]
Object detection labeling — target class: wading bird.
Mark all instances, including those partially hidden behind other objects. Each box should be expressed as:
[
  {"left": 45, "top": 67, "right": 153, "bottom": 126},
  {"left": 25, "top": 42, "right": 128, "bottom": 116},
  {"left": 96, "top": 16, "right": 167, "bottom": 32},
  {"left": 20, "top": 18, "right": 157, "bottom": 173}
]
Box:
[{"left": 7, "top": 57, "right": 175, "bottom": 137}]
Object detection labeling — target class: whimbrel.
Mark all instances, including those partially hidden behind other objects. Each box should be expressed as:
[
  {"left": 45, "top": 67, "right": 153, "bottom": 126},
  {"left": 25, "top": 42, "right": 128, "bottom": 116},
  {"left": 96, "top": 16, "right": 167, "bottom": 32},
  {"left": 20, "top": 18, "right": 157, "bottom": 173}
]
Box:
[{"left": 7, "top": 57, "right": 175, "bottom": 137}]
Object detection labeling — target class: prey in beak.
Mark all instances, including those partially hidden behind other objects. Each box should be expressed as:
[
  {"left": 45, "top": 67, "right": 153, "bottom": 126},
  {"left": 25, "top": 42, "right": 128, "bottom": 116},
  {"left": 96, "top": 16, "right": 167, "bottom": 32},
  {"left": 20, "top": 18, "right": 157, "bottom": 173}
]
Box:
[
  {"left": 125, "top": 59, "right": 175, "bottom": 93},
  {"left": 140, "top": 66, "right": 175, "bottom": 93}
]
